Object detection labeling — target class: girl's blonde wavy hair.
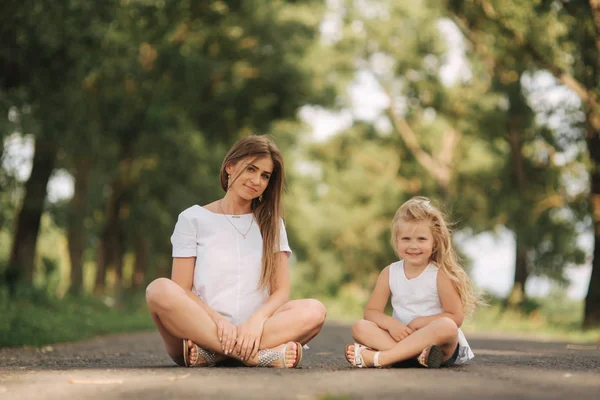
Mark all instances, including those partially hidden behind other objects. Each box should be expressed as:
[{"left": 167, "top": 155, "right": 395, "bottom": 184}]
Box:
[{"left": 392, "top": 196, "right": 479, "bottom": 316}]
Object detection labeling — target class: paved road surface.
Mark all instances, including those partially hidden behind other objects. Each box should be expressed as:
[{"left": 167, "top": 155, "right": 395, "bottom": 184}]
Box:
[{"left": 1, "top": 321, "right": 599, "bottom": 399}]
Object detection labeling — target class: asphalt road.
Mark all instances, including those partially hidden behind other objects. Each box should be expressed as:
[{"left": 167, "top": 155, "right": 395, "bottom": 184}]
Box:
[{"left": 1, "top": 321, "right": 599, "bottom": 400}]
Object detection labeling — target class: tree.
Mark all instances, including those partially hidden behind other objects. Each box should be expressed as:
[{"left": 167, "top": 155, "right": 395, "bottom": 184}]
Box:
[
  {"left": 65, "top": 0, "right": 336, "bottom": 295},
  {"left": 443, "top": 0, "right": 600, "bottom": 326},
  {"left": 0, "top": 0, "right": 118, "bottom": 291}
]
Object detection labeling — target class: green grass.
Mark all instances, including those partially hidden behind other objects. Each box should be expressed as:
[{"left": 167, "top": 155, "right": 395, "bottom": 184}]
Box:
[
  {"left": 0, "top": 286, "right": 155, "bottom": 348},
  {"left": 464, "top": 293, "right": 600, "bottom": 343}
]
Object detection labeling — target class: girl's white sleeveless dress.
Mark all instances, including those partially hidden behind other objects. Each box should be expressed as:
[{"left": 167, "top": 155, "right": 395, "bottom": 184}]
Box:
[{"left": 389, "top": 260, "right": 474, "bottom": 365}]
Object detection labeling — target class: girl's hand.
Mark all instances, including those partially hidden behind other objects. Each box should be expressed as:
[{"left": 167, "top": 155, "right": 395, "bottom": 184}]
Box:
[
  {"left": 387, "top": 321, "right": 413, "bottom": 341},
  {"left": 234, "top": 315, "right": 266, "bottom": 361},
  {"left": 215, "top": 317, "right": 237, "bottom": 355},
  {"left": 407, "top": 317, "right": 427, "bottom": 331}
]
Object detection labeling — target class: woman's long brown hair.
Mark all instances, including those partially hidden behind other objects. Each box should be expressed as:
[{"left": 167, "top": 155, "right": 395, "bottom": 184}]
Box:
[{"left": 219, "top": 135, "right": 285, "bottom": 292}]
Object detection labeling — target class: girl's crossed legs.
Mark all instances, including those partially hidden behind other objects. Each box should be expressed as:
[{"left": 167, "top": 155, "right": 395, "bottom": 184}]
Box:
[
  {"left": 146, "top": 278, "right": 327, "bottom": 367},
  {"left": 346, "top": 319, "right": 459, "bottom": 368}
]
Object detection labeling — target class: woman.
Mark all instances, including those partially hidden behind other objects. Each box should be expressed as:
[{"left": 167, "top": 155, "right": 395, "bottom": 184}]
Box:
[{"left": 146, "top": 135, "right": 326, "bottom": 368}]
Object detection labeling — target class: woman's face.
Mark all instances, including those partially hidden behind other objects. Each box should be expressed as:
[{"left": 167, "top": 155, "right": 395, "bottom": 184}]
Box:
[{"left": 226, "top": 156, "right": 274, "bottom": 201}]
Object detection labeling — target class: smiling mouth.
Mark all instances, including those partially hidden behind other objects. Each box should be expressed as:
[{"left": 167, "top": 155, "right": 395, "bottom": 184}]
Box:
[{"left": 245, "top": 185, "right": 258, "bottom": 193}]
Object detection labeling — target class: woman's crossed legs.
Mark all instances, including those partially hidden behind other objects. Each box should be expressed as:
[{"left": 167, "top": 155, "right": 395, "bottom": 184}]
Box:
[{"left": 146, "top": 278, "right": 327, "bottom": 368}]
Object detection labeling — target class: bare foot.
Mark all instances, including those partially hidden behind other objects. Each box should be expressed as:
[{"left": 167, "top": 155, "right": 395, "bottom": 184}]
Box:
[
  {"left": 245, "top": 342, "right": 301, "bottom": 368},
  {"left": 186, "top": 339, "right": 200, "bottom": 365}
]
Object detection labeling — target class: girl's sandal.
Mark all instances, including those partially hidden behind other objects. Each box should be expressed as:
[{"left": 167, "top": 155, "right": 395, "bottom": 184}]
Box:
[
  {"left": 257, "top": 341, "right": 303, "bottom": 368},
  {"left": 345, "top": 343, "right": 383, "bottom": 368},
  {"left": 417, "top": 344, "right": 444, "bottom": 368},
  {"left": 182, "top": 339, "right": 217, "bottom": 367}
]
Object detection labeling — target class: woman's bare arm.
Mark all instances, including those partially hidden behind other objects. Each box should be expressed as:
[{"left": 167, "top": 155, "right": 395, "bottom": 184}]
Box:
[
  {"left": 250, "top": 252, "right": 291, "bottom": 320},
  {"left": 171, "top": 257, "right": 223, "bottom": 322}
]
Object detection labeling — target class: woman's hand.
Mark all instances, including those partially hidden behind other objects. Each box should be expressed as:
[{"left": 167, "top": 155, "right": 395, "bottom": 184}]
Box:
[
  {"left": 215, "top": 316, "right": 237, "bottom": 355},
  {"left": 407, "top": 316, "right": 427, "bottom": 331},
  {"left": 386, "top": 320, "right": 413, "bottom": 341},
  {"left": 234, "top": 315, "right": 267, "bottom": 361}
]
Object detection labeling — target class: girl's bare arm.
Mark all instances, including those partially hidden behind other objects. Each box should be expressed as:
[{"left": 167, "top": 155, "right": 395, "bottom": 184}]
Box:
[
  {"left": 408, "top": 270, "right": 464, "bottom": 329},
  {"left": 364, "top": 267, "right": 396, "bottom": 330}
]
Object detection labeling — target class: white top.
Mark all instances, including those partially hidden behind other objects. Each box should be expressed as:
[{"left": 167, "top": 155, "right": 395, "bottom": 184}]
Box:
[
  {"left": 170, "top": 205, "right": 292, "bottom": 325},
  {"left": 389, "top": 260, "right": 474, "bottom": 365}
]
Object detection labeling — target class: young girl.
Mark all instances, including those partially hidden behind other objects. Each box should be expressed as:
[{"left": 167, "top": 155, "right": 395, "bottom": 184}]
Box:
[
  {"left": 345, "top": 197, "right": 477, "bottom": 368},
  {"left": 146, "top": 135, "right": 327, "bottom": 368}
]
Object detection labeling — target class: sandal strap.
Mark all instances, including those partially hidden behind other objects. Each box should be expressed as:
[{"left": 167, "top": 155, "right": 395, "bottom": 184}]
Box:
[
  {"left": 373, "top": 351, "right": 382, "bottom": 368},
  {"left": 196, "top": 346, "right": 217, "bottom": 367},
  {"left": 354, "top": 343, "right": 368, "bottom": 368},
  {"left": 257, "top": 342, "right": 302, "bottom": 368},
  {"left": 257, "top": 347, "right": 284, "bottom": 367}
]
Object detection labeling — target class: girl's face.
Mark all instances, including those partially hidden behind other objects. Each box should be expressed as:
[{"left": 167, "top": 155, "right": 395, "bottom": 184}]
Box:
[
  {"left": 395, "top": 220, "right": 434, "bottom": 269},
  {"left": 226, "top": 156, "right": 273, "bottom": 201}
]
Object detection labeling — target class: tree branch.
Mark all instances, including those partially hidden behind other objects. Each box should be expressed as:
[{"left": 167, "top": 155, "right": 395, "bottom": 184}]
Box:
[
  {"left": 473, "top": 0, "right": 600, "bottom": 132},
  {"left": 376, "top": 79, "right": 453, "bottom": 188},
  {"left": 437, "top": 128, "right": 461, "bottom": 170},
  {"left": 450, "top": 14, "right": 496, "bottom": 78},
  {"left": 589, "top": 1, "right": 600, "bottom": 68}
]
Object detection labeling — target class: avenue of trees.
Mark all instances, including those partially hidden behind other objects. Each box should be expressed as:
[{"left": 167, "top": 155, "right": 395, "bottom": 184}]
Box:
[{"left": 1, "top": 0, "right": 599, "bottom": 327}]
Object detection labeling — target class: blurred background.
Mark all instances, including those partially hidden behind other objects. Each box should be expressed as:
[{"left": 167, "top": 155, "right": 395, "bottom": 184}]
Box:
[{"left": 1, "top": 0, "right": 600, "bottom": 347}]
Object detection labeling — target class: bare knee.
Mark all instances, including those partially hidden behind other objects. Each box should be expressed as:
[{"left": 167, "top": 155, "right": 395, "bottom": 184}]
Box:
[
  {"left": 433, "top": 317, "right": 458, "bottom": 341},
  {"left": 352, "top": 319, "right": 376, "bottom": 341},
  {"left": 300, "top": 299, "right": 327, "bottom": 330},
  {"left": 146, "top": 278, "right": 182, "bottom": 312}
]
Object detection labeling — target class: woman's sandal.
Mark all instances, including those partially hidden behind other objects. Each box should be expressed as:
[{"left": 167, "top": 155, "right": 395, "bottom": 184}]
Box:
[
  {"left": 345, "top": 342, "right": 384, "bottom": 368},
  {"left": 182, "top": 339, "right": 217, "bottom": 367},
  {"left": 417, "top": 344, "right": 444, "bottom": 368},
  {"left": 256, "top": 341, "right": 303, "bottom": 368}
]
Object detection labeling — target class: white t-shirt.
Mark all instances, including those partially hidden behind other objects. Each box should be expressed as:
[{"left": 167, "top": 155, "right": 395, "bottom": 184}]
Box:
[
  {"left": 171, "top": 205, "right": 292, "bottom": 325},
  {"left": 389, "top": 260, "right": 474, "bottom": 365}
]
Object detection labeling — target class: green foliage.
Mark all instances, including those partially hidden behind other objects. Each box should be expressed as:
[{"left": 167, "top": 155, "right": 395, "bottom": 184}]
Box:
[
  {"left": 317, "top": 395, "right": 352, "bottom": 400},
  {"left": 0, "top": 285, "right": 153, "bottom": 348},
  {"left": 1, "top": 0, "right": 338, "bottom": 292},
  {"left": 286, "top": 0, "right": 505, "bottom": 297},
  {"left": 288, "top": 126, "right": 408, "bottom": 295},
  {"left": 1, "top": 0, "right": 598, "bottom": 333}
]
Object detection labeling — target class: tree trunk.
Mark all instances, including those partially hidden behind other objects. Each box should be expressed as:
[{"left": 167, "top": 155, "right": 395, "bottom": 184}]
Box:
[
  {"left": 67, "top": 158, "right": 91, "bottom": 296},
  {"left": 96, "top": 136, "right": 133, "bottom": 298},
  {"left": 508, "top": 242, "right": 528, "bottom": 308},
  {"left": 94, "top": 239, "right": 106, "bottom": 295},
  {"left": 505, "top": 81, "right": 530, "bottom": 308},
  {"left": 132, "top": 235, "right": 148, "bottom": 289},
  {"left": 584, "top": 129, "right": 600, "bottom": 327},
  {"left": 6, "top": 137, "right": 57, "bottom": 291},
  {"left": 113, "top": 216, "right": 126, "bottom": 306},
  {"left": 96, "top": 187, "right": 122, "bottom": 296}
]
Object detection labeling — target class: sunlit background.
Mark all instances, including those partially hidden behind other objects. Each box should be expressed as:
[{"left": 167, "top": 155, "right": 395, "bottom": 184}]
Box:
[{"left": 2, "top": 0, "right": 599, "bottom": 347}]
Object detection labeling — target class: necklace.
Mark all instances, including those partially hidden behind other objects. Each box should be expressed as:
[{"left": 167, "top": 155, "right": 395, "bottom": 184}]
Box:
[{"left": 218, "top": 200, "right": 253, "bottom": 239}]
